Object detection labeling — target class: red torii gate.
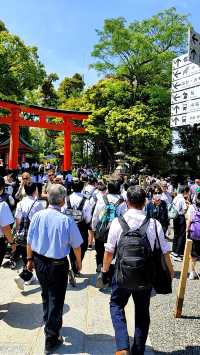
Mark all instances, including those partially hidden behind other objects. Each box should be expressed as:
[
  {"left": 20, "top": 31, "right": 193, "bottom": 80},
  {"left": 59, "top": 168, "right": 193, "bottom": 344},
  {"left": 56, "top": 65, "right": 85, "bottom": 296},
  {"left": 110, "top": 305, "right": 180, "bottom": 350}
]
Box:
[{"left": 0, "top": 99, "right": 91, "bottom": 170}]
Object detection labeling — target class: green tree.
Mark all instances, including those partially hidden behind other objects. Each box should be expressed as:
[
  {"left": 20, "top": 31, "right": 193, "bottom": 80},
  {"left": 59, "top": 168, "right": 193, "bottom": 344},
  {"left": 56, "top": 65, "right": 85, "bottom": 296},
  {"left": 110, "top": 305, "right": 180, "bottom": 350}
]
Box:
[
  {"left": 90, "top": 7, "right": 188, "bottom": 95},
  {"left": 86, "top": 8, "right": 189, "bottom": 172},
  {"left": 40, "top": 73, "right": 59, "bottom": 107},
  {"left": 0, "top": 21, "right": 46, "bottom": 99},
  {"left": 58, "top": 73, "right": 85, "bottom": 102}
]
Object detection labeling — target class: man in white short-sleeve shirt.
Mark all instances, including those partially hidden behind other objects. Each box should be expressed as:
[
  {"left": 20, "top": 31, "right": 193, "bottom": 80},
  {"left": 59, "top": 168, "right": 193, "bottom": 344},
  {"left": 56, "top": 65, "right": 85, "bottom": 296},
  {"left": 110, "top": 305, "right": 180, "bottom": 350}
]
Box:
[
  {"left": 101, "top": 185, "right": 173, "bottom": 355},
  {"left": 0, "top": 201, "right": 15, "bottom": 266}
]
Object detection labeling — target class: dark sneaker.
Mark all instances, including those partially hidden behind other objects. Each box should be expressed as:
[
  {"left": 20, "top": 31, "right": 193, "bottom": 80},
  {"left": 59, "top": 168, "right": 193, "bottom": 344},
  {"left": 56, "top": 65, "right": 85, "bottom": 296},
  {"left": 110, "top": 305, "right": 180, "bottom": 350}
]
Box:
[
  {"left": 44, "top": 335, "right": 63, "bottom": 354},
  {"left": 96, "top": 271, "right": 109, "bottom": 289},
  {"left": 68, "top": 270, "right": 76, "bottom": 287}
]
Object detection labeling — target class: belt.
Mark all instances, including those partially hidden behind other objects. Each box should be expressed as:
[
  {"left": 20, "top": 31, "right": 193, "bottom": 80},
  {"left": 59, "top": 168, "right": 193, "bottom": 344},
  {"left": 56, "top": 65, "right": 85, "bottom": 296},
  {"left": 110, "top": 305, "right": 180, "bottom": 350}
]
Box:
[{"left": 33, "top": 251, "right": 68, "bottom": 265}]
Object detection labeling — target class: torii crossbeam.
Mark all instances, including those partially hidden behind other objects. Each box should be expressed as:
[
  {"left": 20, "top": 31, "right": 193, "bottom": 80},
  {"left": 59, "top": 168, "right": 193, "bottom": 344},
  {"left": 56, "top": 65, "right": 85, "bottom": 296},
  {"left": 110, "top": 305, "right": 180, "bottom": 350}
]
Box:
[{"left": 0, "top": 99, "right": 91, "bottom": 170}]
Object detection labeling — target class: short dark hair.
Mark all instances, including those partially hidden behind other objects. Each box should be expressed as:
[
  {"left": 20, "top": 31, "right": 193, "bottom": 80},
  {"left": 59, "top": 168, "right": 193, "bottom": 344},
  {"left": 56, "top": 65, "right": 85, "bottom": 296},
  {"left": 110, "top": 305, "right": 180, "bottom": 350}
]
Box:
[
  {"left": 88, "top": 176, "right": 97, "bottom": 185},
  {"left": 107, "top": 180, "right": 121, "bottom": 195},
  {"left": 72, "top": 180, "right": 84, "bottom": 192},
  {"left": 97, "top": 180, "right": 107, "bottom": 192},
  {"left": 179, "top": 186, "right": 190, "bottom": 194},
  {"left": 24, "top": 183, "right": 37, "bottom": 196},
  {"left": 127, "top": 185, "right": 146, "bottom": 208}
]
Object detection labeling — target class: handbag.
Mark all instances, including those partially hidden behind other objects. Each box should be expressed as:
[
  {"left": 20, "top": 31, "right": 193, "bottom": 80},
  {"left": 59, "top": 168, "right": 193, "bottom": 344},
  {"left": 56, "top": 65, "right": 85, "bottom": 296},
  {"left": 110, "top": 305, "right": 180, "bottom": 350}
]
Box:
[
  {"left": 168, "top": 202, "right": 178, "bottom": 220},
  {"left": 152, "top": 220, "right": 172, "bottom": 294}
]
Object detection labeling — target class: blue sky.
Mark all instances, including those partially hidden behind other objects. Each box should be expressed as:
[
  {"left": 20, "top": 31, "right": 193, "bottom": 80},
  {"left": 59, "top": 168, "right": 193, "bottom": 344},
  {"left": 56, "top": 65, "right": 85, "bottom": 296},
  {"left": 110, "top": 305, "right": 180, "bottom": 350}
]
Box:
[{"left": 0, "top": 0, "right": 200, "bottom": 87}]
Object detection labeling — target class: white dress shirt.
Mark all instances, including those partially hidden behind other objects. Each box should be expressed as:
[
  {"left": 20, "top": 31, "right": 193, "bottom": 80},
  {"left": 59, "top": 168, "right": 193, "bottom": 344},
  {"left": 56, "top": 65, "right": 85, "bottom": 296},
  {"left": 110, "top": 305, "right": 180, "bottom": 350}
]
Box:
[
  {"left": 15, "top": 196, "right": 44, "bottom": 221},
  {"left": 104, "top": 208, "right": 171, "bottom": 255},
  {"left": 173, "top": 194, "right": 187, "bottom": 215},
  {"left": 0, "top": 202, "right": 14, "bottom": 236}
]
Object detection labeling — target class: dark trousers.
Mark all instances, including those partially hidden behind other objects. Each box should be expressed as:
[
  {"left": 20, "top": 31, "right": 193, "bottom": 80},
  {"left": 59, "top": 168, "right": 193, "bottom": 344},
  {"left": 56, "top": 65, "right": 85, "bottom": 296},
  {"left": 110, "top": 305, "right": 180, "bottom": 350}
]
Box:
[
  {"left": 33, "top": 253, "right": 69, "bottom": 346},
  {"left": 173, "top": 214, "right": 186, "bottom": 255},
  {"left": 12, "top": 244, "right": 27, "bottom": 265},
  {"left": 95, "top": 238, "right": 105, "bottom": 269},
  {"left": 69, "top": 222, "right": 88, "bottom": 273},
  {"left": 110, "top": 278, "right": 151, "bottom": 355},
  {"left": 12, "top": 245, "right": 33, "bottom": 281},
  {"left": 0, "top": 237, "right": 6, "bottom": 267}
]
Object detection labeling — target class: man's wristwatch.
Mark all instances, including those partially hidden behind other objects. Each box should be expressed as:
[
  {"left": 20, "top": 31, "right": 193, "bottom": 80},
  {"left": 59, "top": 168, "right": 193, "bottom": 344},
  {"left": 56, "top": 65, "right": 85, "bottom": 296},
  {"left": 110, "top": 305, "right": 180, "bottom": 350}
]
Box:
[{"left": 27, "top": 257, "right": 33, "bottom": 261}]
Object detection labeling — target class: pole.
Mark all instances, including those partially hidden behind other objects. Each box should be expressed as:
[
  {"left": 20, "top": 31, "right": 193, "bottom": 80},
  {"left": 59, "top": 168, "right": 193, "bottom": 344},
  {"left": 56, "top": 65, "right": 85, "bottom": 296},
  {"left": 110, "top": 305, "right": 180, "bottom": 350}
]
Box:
[
  {"left": 64, "top": 127, "right": 71, "bottom": 171},
  {"left": 174, "top": 239, "right": 193, "bottom": 318},
  {"left": 8, "top": 108, "right": 20, "bottom": 170}
]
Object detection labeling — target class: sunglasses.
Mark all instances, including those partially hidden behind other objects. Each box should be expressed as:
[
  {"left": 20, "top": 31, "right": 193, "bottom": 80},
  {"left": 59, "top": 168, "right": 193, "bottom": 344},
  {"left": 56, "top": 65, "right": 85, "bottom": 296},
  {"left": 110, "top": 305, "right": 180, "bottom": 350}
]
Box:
[{"left": 22, "top": 177, "right": 29, "bottom": 180}]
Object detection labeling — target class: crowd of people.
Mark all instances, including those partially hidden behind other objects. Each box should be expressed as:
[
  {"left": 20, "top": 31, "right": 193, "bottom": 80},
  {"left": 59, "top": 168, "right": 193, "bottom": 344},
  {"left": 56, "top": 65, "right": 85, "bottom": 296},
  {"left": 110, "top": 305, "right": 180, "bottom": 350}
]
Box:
[{"left": 0, "top": 162, "right": 200, "bottom": 355}]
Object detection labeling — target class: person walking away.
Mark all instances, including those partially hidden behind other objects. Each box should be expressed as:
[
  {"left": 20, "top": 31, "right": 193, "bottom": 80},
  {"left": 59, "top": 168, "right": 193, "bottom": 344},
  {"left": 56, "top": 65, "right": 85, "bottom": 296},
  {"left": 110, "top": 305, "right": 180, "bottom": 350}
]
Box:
[
  {"left": 0, "top": 201, "right": 16, "bottom": 267},
  {"left": 27, "top": 184, "right": 83, "bottom": 354},
  {"left": 171, "top": 186, "right": 190, "bottom": 262},
  {"left": 62, "top": 180, "right": 92, "bottom": 276},
  {"left": 187, "top": 192, "right": 200, "bottom": 280},
  {"left": 101, "top": 186, "right": 173, "bottom": 355},
  {"left": 82, "top": 176, "right": 98, "bottom": 250},
  {"left": 14, "top": 183, "right": 44, "bottom": 289},
  {"left": 64, "top": 170, "right": 73, "bottom": 195},
  {"left": 146, "top": 186, "right": 169, "bottom": 237},
  {"left": 92, "top": 180, "right": 126, "bottom": 287}
]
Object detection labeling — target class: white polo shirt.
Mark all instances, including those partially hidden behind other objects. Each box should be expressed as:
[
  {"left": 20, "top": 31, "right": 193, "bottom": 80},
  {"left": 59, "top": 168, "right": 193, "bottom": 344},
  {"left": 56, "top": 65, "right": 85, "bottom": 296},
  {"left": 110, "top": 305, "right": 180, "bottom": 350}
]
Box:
[{"left": 105, "top": 208, "right": 171, "bottom": 254}]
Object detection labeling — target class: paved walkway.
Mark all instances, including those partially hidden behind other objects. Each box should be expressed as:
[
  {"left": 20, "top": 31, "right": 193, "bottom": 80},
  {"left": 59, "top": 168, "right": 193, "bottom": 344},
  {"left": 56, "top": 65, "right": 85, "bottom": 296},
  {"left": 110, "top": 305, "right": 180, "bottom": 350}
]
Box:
[{"left": 0, "top": 250, "right": 154, "bottom": 354}]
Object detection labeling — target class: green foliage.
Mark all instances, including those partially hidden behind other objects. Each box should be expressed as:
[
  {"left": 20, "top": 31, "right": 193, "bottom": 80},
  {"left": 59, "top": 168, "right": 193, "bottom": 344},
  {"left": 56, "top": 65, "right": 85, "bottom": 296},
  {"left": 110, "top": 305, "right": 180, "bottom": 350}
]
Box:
[
  {"left": 91, "top": 7, "right": 188, "bottom": 91},
  {"left": 0, "top": 24, "right": 46, "bottom": 99},
  {"left": 40, "top": 73, "right": 59, "bottom": 107},
  {"left": 58, "top": 73, "right": 85, "bottom": 102}
]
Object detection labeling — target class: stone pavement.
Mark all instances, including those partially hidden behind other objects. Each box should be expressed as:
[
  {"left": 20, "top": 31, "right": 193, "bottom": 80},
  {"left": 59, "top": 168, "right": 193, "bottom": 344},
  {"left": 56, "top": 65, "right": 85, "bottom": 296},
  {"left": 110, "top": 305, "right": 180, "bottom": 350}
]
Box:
[{"left": 0, "top": 250, "right": 154, "bottom": 355}]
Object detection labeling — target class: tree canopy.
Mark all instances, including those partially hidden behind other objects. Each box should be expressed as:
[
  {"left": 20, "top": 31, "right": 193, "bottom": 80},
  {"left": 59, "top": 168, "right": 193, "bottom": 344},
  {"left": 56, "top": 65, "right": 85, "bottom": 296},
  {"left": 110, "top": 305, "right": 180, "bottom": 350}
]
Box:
[{"left": 0, "top": 23, "right": 46, "bottom": 100}]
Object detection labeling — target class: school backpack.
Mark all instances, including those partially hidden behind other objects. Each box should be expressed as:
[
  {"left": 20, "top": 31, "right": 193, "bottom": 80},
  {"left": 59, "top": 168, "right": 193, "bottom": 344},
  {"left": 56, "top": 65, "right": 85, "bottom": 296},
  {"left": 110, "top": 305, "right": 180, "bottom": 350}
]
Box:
[
  {"left": 114, "top": 216, "right": 155, "bottom": 289},
  {"left": 64, "top": 196, "right": 87, "bottom": 225},
  {"left": 95, "top": 195, "right": 124, "bottom": 243},
  {"left": 189, "top": 207, "right": 200, "bottom": 240},
  {"left": 16, "top": 200, "right": 37, "bottom": 246}
]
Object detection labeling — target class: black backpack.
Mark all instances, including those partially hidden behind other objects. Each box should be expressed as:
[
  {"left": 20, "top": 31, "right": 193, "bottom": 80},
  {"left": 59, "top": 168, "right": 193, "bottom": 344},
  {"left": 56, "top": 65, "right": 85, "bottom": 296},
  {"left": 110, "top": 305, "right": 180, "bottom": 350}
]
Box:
[
  {"left": 114, "top": 216, "right": 155, "bottom": 289},
  {"left": 16, "top": 200, "right": 37, "bottom": 246}
]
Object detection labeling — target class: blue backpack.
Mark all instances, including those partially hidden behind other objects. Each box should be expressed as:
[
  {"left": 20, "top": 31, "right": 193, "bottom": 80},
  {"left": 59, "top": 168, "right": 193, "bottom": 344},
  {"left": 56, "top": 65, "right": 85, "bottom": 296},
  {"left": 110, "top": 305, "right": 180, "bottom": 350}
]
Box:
[{"left": 95, "top": 195, "right": 123, "bottom": 242}]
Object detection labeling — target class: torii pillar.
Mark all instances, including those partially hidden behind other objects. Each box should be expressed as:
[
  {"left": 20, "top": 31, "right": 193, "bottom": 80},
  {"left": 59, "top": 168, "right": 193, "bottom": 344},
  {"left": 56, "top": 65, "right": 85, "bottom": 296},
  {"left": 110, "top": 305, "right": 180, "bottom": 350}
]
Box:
[
  {"left": 9, "top": 108, "right": 20, "bottom": 170},
  {"left": 64, "top": 123, "right": 72, "bottom": 171}
]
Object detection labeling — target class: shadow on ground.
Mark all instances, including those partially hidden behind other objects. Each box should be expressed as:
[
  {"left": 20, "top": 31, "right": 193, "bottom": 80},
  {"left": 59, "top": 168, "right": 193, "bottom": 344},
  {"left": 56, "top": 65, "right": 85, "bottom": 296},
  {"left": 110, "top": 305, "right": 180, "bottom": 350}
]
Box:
[
  {"left": 2, "top": 302, "right": 70, "bottom": 330},
  {"left": 57, "top": 326, "right": 115, "bottom": 354},
  {"left": 155, "top": 347, "right": 200, "bottom": 354}
]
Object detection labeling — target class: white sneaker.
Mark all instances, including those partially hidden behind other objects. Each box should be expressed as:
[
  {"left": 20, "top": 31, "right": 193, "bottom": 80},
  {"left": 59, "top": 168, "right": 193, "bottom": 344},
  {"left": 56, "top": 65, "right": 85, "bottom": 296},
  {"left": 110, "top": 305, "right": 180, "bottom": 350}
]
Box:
[
  {"left": 14, "top": 276, "right": 25, "bottom": 290},
  {"left": 188, "top": 271, "right": 199, "bottom": 280},
  {"left": 25, "top": 275, "right": 36, "bottom": 285}
]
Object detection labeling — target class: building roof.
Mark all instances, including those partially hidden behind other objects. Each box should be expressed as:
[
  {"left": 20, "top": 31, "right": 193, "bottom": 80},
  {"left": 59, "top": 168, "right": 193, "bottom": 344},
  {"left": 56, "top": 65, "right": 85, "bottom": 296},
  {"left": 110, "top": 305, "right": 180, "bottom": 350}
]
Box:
[{"left": 0, "top": 135, "right": 35, "bottom": 152}]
